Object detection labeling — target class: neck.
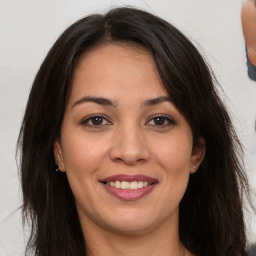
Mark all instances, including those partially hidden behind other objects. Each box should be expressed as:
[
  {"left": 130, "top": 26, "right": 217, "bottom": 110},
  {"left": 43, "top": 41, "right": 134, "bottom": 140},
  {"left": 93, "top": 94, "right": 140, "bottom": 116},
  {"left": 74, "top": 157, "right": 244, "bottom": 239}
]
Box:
[{"left": 80, "top": 214, "right": 192, "bottom": 256}]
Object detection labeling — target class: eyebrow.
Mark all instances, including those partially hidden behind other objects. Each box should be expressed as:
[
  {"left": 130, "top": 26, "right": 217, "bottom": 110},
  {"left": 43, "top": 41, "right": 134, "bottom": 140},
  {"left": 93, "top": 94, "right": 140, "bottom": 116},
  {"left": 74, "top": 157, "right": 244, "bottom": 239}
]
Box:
[
  {"left": 72, "top": 96, "right": 117, "bottom": 108},
  {"left": 72, "top": 95, "right": 172, "bottom": 108},
  {"left": 143, "top": 96, "right": 172, "bottom": 107}
]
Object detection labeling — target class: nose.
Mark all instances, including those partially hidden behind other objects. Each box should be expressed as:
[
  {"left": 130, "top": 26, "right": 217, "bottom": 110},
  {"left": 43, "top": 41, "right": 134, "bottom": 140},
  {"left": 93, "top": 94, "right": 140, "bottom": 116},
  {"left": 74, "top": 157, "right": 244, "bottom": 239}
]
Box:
[{"left": 109, "top": 124, "right": 150, "bottom": 166}]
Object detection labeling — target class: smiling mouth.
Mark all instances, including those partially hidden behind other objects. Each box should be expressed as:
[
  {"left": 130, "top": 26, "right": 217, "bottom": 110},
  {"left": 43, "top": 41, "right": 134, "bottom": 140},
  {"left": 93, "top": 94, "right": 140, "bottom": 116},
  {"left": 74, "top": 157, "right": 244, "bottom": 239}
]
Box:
[
  {"left": 99, "top": 174, "right": 158, "bottom": 200},
  {"left": 102, "top": 180, "right": 155, "bottom": 190}
]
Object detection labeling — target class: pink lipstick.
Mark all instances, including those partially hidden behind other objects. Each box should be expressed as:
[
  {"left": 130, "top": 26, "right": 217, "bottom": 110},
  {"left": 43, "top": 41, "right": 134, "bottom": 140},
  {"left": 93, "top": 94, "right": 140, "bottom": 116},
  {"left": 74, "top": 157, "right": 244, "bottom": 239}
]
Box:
[{"left": 99, "top": 174, "right": 158, "bottom": 201}]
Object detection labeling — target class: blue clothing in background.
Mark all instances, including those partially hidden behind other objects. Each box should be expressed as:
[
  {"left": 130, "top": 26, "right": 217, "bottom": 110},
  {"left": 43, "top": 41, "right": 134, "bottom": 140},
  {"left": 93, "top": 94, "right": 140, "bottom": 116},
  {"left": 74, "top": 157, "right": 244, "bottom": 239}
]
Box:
[{"left": 246, "top": 46, "right": 256, "bottom": 81}]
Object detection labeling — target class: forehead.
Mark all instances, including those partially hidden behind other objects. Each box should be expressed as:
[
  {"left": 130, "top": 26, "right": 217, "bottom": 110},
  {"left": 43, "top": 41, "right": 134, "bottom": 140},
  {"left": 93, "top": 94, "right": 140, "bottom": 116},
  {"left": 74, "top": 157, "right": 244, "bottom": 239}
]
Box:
[{"left": 70, "top": 43, "right": 168, "bottom": 104}]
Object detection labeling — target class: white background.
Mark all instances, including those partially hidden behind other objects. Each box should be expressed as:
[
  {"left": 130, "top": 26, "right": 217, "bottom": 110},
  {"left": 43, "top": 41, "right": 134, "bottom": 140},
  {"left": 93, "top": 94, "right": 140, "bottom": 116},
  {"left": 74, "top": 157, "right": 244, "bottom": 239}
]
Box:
[{"left": 0, "top": 0, "right": 255, "bottom": 255}]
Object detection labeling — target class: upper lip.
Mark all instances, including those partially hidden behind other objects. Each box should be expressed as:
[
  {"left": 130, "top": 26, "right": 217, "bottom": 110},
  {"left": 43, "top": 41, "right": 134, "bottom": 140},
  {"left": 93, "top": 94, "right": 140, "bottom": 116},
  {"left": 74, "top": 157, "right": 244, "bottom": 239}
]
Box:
[{"left": 99, "top": 174, "right": 158, "bottom": 184}]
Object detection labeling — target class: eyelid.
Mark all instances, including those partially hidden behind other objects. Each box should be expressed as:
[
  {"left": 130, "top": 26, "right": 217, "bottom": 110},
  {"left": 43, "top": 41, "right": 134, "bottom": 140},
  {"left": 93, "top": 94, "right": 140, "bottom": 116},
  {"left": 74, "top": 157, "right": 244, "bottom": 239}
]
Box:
[
  {"left": 80, "top": 113, "right": 175, "bottom": 128},
  {"left": 146, "top": 114, "right": 176, "bottom": 126},
  {"left": 80, "top": 114, "right": 112, "bottom": 127}
]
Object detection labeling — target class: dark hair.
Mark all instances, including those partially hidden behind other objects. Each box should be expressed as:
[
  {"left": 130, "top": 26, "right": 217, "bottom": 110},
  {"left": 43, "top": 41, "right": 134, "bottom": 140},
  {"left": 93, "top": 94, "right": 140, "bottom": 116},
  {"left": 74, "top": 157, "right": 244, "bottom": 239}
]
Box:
[{"left": 17, "top": 6, "right": 253, "bottom": 256}]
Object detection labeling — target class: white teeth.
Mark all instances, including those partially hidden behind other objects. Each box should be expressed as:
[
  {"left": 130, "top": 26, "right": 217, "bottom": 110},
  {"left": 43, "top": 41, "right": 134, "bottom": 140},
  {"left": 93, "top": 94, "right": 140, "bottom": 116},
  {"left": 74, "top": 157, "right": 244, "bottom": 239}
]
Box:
[
  {"left": 121, "top": 181, "right": 130, "bottom": 189},
  {"left": 129, "top": 181, "right": 138, "bottom": 190},
  {"left": 143, "top": 181, "right": 148, "bottom": 187},
  {"left": 115, "top": 180, "right": 121, "bottom": 188},
  {"left": 137, "top": 181, "right": 144, "bottom": 188},
  {"left": 106, "top": 181, "right": 150, "bottom": 189}
]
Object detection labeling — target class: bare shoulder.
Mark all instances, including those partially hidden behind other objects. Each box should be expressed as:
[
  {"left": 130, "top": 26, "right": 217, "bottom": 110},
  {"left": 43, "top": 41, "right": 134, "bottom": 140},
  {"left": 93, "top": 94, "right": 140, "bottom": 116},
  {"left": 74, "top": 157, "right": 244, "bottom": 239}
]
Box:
[
  {"left": 241, "top": 0, "right": 256, "bottom": 50},
  {"left": 241, "top": 0, "right": 256, "bottom": 17}
]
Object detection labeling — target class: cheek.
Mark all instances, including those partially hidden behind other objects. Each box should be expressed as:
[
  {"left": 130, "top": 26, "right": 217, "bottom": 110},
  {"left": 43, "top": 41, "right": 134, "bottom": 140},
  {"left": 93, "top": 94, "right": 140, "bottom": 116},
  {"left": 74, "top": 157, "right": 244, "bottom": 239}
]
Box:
[
  {"left": 154, "top": 136, "right": 192, "bottom": 173},
  {"left": 154, "top": 136, "right": 192, "bottom": 199},
  {"left": 61, "top": 132, "right": 110, "bottom": 179},
  {"left": 61, "top": 134, "right": 109, "bottom": 206}
]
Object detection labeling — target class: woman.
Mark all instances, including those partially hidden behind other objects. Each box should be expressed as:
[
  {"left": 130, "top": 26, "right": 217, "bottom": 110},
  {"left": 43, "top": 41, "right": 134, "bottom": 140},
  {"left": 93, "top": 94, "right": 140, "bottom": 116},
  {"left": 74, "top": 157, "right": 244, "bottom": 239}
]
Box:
[{"left": 17, "top": 7, "right": 253, "bottom": 256}]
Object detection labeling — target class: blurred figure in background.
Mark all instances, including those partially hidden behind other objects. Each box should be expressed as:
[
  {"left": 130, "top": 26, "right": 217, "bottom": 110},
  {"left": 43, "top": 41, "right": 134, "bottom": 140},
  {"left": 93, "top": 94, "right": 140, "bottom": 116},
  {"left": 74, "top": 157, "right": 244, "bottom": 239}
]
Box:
[
  {"left": 241, "top": 0, "right": 256, "bottom": 81},
  {"left": 249, "top": 243, "right": 256, "bottom": 256}
]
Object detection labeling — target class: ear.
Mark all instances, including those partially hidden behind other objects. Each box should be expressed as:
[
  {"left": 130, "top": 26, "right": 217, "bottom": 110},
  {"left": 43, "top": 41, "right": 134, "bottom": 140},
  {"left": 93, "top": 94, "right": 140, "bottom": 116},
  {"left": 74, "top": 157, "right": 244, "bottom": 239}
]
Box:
[
  {"left": 53, "top": 140, "right": 65, "bottom": 172},
  {"left": 190, "top": 137, "right": 206, "bottom": 174}
]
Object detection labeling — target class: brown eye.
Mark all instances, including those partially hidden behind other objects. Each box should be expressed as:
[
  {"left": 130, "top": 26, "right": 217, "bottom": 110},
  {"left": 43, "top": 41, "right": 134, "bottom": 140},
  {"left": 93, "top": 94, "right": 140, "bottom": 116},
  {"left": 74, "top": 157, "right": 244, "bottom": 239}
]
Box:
[
  {"left": 147, "top": 115, "right": 175, "bottom": 127},
  {"left": 81, "top": 115, "right": 111, "bottom": 127},
  {"left": 153, "top": 117, "right": 166, "bottom": 125},
  {"left": 91, "top": 116, "right": 104, "bottom": 125}
]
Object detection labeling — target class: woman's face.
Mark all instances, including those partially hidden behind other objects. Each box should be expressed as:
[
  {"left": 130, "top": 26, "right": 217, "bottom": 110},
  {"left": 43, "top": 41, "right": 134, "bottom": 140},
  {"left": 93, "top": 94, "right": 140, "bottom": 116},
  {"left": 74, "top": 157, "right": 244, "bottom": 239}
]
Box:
[{"left": 54, "top": 44, "right": 205, "bottom": 235}]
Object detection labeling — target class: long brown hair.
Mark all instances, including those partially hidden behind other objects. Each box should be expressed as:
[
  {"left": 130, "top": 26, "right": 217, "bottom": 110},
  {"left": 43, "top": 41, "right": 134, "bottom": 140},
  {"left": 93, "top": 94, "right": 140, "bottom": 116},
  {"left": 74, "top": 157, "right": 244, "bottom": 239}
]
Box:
[{"left": 17, "top": 7, "right": 254, "bottom": 256}]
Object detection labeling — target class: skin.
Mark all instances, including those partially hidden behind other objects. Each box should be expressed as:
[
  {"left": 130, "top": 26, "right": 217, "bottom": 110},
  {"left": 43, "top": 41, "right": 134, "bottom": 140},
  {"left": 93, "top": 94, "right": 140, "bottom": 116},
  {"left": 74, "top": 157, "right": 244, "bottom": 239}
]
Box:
[
  {"left": 54, "top": 44, "right": 205, "bottom": 256},
  {"left": 241, "top": 0, "right": 256, "bottom": 66}
]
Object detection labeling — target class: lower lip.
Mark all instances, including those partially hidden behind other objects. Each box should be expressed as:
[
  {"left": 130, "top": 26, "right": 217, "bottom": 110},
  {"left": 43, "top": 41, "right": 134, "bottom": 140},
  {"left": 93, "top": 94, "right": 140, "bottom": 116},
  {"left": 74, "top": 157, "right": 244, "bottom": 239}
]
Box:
[{"left": 101, "top": 183, "right": 157, "bottom": 201}]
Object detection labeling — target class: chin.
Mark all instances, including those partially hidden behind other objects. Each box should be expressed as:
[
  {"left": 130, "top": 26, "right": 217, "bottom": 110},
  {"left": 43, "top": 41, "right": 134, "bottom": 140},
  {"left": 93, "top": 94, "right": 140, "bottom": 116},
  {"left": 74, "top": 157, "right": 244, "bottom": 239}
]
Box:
[
  {"left": 102, "top": 209, "right": 169, "bottom": 235},
  {"left": 107, "top": 220, "right": 155, "bottom": 235}
]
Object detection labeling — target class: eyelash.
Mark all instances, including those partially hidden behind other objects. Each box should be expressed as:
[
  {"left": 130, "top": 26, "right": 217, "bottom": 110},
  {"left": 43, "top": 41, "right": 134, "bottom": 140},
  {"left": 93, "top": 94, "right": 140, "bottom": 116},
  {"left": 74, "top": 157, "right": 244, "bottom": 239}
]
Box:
[
  {"left": 81, "top": 114, "right": 111, "bottom": 127},
  {"left": 81, "top": 114, "right": 175, "bottom": 128},
  {"left": 146, "top": 115, "right": 175, "bottom": 127}
]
